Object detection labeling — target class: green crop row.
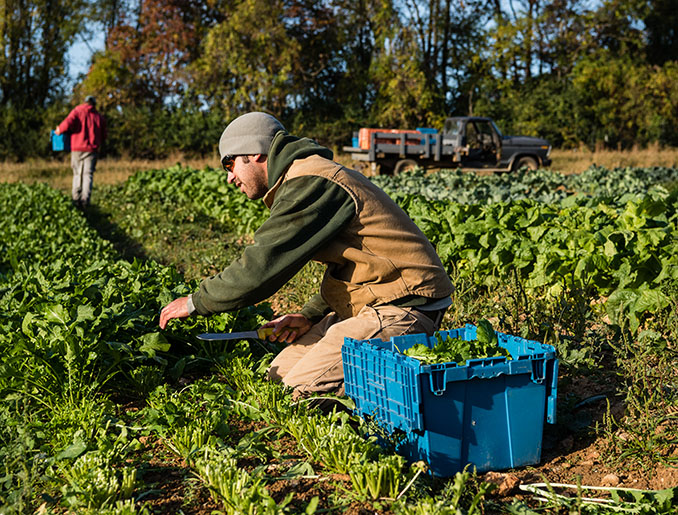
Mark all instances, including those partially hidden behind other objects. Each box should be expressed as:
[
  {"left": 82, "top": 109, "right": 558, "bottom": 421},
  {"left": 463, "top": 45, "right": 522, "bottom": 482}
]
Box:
[
  {"left": 402, "top": 191, "right": 677, "bottom": 333},
  {"left": 120, "top": 165, "right": 269, "bottom": 235},
  {"left": 106, "top": 165, "right": 678, "bottom": 335},
  {"left": 371, "top": 166, "right": 678, "bottom": 204},
  {"left": 0, "top": 182, "right": 270, "bottom": 512}
]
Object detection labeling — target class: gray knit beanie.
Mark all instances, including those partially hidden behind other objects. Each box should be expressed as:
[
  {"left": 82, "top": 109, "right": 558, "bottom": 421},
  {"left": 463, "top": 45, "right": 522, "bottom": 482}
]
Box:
[{"left": 218, "top": 112, "right": 285, "bottom": 162}]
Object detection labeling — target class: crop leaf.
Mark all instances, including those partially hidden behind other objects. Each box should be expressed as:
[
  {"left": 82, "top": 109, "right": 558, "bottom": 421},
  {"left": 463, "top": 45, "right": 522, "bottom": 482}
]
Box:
[
  {"left": 21, "top": 312, "right": 35, "bottom": 336},
  {"left": 476, "top": 319, "right": 497, "bottom": 345},
  {"left": 653, "top": 487, "right": 677, "bottom": 509},
  {"left": 606, "top": 286, "right": 670, "bottom": 332},
  {"left": 75, "top": 305, "right": 96, "bottom": 323},
  {"left": 139, "top": 332, "right": 171, "bottom": 357},
  {"left": 404, "top": 323, "right": 509, "bottom": 365},
  {"left": 305, "top": 496, "right": 320, "bottom": 514},
  {"left": 56, "top": 438, "right": 88, "bottom": 460},
  {"left": 286, "top": 461, "right": 316, "bottom": 478},
  {"left": 45, "top": 304, "right": 69, "bottom": 325}
]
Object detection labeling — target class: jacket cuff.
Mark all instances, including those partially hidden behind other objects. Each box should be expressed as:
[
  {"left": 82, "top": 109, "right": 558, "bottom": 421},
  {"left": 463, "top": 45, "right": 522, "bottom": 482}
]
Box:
[{"left": 186, "top": 294, "right": 197, "bottom": 315}]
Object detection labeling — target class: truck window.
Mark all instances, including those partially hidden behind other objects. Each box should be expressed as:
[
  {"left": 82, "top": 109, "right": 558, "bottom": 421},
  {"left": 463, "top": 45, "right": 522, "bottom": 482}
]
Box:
[
  {"left": 490, "top": 120, "right": 503, "bottom": 138},
  {"left": 476, "top": 120, "right": 493, "bottom": 138},
  {"left": 475, "top": 120, "right": 499, "bottom": 148},
  {"left": 444, "top": 119, "right": 463, "bottom": 135},
  {"left": 466, "top": 122, "right": 479, "bottom": 146}
]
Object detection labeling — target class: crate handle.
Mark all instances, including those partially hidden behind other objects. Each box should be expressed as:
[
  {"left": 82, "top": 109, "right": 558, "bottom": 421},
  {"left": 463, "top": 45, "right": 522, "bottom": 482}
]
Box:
[
  {"left": 430, "top": 368, "right": 447, "bottom": 396},
  {"left": 546, "top": 359, "right": 559, "bottom": 424},
  {"left": 530, "top": 358, "right": 546, "bottom": 384}
]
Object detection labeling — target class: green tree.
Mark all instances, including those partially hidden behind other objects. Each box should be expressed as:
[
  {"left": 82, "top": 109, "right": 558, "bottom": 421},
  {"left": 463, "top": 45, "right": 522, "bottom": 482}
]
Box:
[
  {"left": 325, "top": 0, "right": 380, "bottom": 126},
  {"left": 280, "top": 0, "right": 351, "bottom": 143},
  {"left": 88, "top": 0, "right": 128, "bottom": 47},
  {"left": 571, "top": 51, "right": 678, "bottom": 148},
  {"left": 467, "top": 1, "right": 590, "bottom": 126},
  {"left": 76, "top": 0, "right": 229, "bottom": 112},
  {"left": 0, "top": 0, "right": 87, "bottom": 107},
  {"left": 369, "top": 20, "right": 434, "bottom": 127},
  {"left": 0, "top": 0, "right": 92, "bottom": 160},
  {"left": 585, "top": 0, "right": 646, "bottom": 58},
  {"left": 643, "top": 0, "right": 678, "bottom": 65},
  {"left": 395, "top": 0, "right": 489, "bottom": 124},
  {"left": 190, "top": 0, "right": 299, "bottom": 121}
]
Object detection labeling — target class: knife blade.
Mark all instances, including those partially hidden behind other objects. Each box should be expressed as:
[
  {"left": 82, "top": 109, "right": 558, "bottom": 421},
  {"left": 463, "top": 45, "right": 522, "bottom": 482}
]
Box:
[{"left": 197, "top": 327, "right": 275, "bottom": 341}]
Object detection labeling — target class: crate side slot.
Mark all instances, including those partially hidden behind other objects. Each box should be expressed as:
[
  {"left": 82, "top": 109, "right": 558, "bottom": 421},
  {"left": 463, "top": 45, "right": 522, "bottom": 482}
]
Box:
[{"left": 342, "top": 337, "right": 423, "bottom": 431}]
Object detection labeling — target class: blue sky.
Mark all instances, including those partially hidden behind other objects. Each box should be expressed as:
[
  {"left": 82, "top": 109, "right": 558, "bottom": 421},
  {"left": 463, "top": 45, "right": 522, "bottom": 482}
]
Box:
[{"left": 66, "top": 31, "right": 106, "bottom": 85}]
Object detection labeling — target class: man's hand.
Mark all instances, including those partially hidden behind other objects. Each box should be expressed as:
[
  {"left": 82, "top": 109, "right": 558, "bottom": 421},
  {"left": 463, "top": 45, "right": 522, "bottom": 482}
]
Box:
[
  {"left": 159, "top": 297, "right": 190, "bottom": 329},
  {"left": 55, "top": 127, "right": 61, "bottom": 135},
  {"left": 262, "top": 314, "right": 312, "bottom": 343}
]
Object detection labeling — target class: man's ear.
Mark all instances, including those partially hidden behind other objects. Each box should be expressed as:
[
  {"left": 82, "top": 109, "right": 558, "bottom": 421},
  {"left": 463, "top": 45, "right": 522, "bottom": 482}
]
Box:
[{"left": 253, "top": 154, "right": 268, "bottom": 163}]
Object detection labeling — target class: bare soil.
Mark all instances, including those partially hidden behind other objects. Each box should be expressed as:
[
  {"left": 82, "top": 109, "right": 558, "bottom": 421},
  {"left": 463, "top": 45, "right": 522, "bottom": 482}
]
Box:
[
  {"left": 129, "top": 362, "right": 676, "bottom": 513},
  {"left": 136, "top": 438, "right": 220, "bottom": 514}
]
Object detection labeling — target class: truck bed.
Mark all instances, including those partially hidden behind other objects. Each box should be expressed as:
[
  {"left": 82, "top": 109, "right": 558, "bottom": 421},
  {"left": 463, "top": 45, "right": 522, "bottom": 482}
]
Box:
[{"left": 345, "top": 130, "right": 458, "bottom": 163}]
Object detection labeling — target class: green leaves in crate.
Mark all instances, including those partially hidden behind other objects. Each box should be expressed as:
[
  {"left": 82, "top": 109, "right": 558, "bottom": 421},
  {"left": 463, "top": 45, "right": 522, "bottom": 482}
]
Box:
[
  {"left": 403, "top": 320, "right": 510, "bottom": 365},
  {"left": 476, "top": 319, "right": 498, "bottom": 346}
]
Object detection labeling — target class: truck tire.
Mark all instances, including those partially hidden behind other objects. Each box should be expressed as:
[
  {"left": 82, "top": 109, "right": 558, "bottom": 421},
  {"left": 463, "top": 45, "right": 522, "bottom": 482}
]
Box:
[
  {"left": 513, "top": 156, "right": 538, "bottom": 171},
  {"left": 394, "top": 159, "right": 418, "bottom": 174},
  {"left": 378, "top": 160, "right": 397, "bottom": 175},
  {"left": 378, "top": 164, "right": 393, "bottom": 175}
]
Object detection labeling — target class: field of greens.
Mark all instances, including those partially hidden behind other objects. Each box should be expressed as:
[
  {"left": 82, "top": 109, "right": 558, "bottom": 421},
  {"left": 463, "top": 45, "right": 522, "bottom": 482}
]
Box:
[{"left": 2, "top": 164, "right": 678, "bottom": 514}]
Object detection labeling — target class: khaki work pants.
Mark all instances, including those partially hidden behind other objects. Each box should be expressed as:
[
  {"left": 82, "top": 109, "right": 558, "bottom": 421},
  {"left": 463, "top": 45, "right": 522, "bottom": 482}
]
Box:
[
  {"left": 71, "top": 151, "right": 97, "bottom": 207},
  {"left": 267, "top": 304, "right": 440, "bottom": 398}
]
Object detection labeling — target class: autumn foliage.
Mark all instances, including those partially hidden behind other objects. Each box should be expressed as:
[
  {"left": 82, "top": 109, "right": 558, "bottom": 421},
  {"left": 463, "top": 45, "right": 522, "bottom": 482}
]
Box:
[{"left": 0, "top": 0, "right": 677, "bottom": 160}]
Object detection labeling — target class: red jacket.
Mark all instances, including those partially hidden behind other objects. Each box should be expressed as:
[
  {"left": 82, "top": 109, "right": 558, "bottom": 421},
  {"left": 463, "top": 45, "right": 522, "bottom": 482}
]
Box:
[{"left": 57, "top": 103, "right": 107, "bottom": 152}]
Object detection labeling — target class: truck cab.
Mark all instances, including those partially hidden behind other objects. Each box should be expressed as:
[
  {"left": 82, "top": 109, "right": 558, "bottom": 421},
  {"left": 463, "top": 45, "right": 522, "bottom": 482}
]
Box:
[
  {"left": 443, "top": 117, "right": 552, "bottom": 172},
  {"left": 344, "top": 116, "right": 552, "bottom": 175}
]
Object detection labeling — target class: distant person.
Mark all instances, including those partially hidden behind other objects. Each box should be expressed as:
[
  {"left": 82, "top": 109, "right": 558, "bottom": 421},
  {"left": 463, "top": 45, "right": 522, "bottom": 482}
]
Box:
[{"left": 55, "top": 96, "right": 107, "bottom": 208}]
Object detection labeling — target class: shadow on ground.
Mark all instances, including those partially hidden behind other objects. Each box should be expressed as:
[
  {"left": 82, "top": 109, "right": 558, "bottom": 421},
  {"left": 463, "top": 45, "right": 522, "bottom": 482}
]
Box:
[{"left": 82, "top": 203, "right": 149, "bottom": 262}]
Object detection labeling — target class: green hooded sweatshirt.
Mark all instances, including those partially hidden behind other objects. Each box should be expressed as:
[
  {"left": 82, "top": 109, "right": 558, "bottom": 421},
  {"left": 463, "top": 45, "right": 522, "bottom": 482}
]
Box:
[{"left": 191, "top": 132, "right": 354, "bottom": 320}]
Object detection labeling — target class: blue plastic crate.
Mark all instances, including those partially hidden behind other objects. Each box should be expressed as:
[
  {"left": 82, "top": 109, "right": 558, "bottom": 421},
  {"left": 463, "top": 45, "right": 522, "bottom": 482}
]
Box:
[
  {"left": 342, "top": 324, "right": 558, "bottom": 476},
  {"left": 51, "top": 130, "right": 70, "bottom": 152},
  {"left": 416, "top": 127, "right": 438, "bottom": 144}
]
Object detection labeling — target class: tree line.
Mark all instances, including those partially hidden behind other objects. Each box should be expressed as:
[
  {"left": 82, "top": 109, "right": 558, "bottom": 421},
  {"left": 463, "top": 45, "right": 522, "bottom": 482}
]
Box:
[{"left": 1, "top": 0, "right": 676, "bottom": 161}]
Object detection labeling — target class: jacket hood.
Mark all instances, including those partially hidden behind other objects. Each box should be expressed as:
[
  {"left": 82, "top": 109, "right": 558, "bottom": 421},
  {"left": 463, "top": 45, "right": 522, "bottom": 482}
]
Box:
[
  {"left": 78, "top": 103, "right": 98, "bottom": 114},
  {"left": 267, "top": 131, "right": 334, "bottom": 188}
]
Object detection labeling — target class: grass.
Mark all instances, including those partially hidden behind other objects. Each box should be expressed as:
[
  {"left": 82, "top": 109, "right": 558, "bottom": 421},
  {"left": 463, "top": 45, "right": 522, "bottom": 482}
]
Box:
[
  {"left": 87, "top": 192, "right": 250, "bottom": 282},
  {"left": 0, "top": 152, "right": 219, "bottom": 193},
  {"left": 549, "top": 143, "right": 678, "bottom": 174},
  {"left": 2, "top": 145, "right": 678, "bottom": 194}
]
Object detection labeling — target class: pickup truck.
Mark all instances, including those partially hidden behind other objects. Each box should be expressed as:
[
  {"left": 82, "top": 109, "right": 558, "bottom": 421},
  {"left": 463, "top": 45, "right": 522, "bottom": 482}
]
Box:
[{"left": 343, "top": 116, "right": 552, "bottom": 175}]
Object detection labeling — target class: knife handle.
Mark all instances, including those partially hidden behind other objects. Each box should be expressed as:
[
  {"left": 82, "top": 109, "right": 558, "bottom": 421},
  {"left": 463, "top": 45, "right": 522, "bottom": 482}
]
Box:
[{"left": 256, "top": 327, "right": 275, "bottom": 339}]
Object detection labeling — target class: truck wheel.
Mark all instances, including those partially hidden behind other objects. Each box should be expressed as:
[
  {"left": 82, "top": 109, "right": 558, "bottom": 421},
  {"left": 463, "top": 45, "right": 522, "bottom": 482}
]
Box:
[
  {"left": 377, "top": 160, "right": 397, "bottom": 175},
  {"left": 514, "top": 156, "right": 538, "bottom": 171},
  {"left": 378, "top": 163, "right": 394, "bottom": 175},
  {"left": 394, "top": 159, "right": 418, "bottom": 174}
]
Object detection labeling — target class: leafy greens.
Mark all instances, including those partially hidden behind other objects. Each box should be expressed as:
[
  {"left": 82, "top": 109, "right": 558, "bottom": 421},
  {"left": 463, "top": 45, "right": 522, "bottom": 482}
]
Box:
[{"left": 403, "top": 320, "right": 511, "bottom": 365}]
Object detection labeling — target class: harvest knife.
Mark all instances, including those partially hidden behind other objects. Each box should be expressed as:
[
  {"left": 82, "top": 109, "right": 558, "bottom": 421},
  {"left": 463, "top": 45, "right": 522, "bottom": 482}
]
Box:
[{"left": 197, "top": 327, "right": 275, "bottom": 341}]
